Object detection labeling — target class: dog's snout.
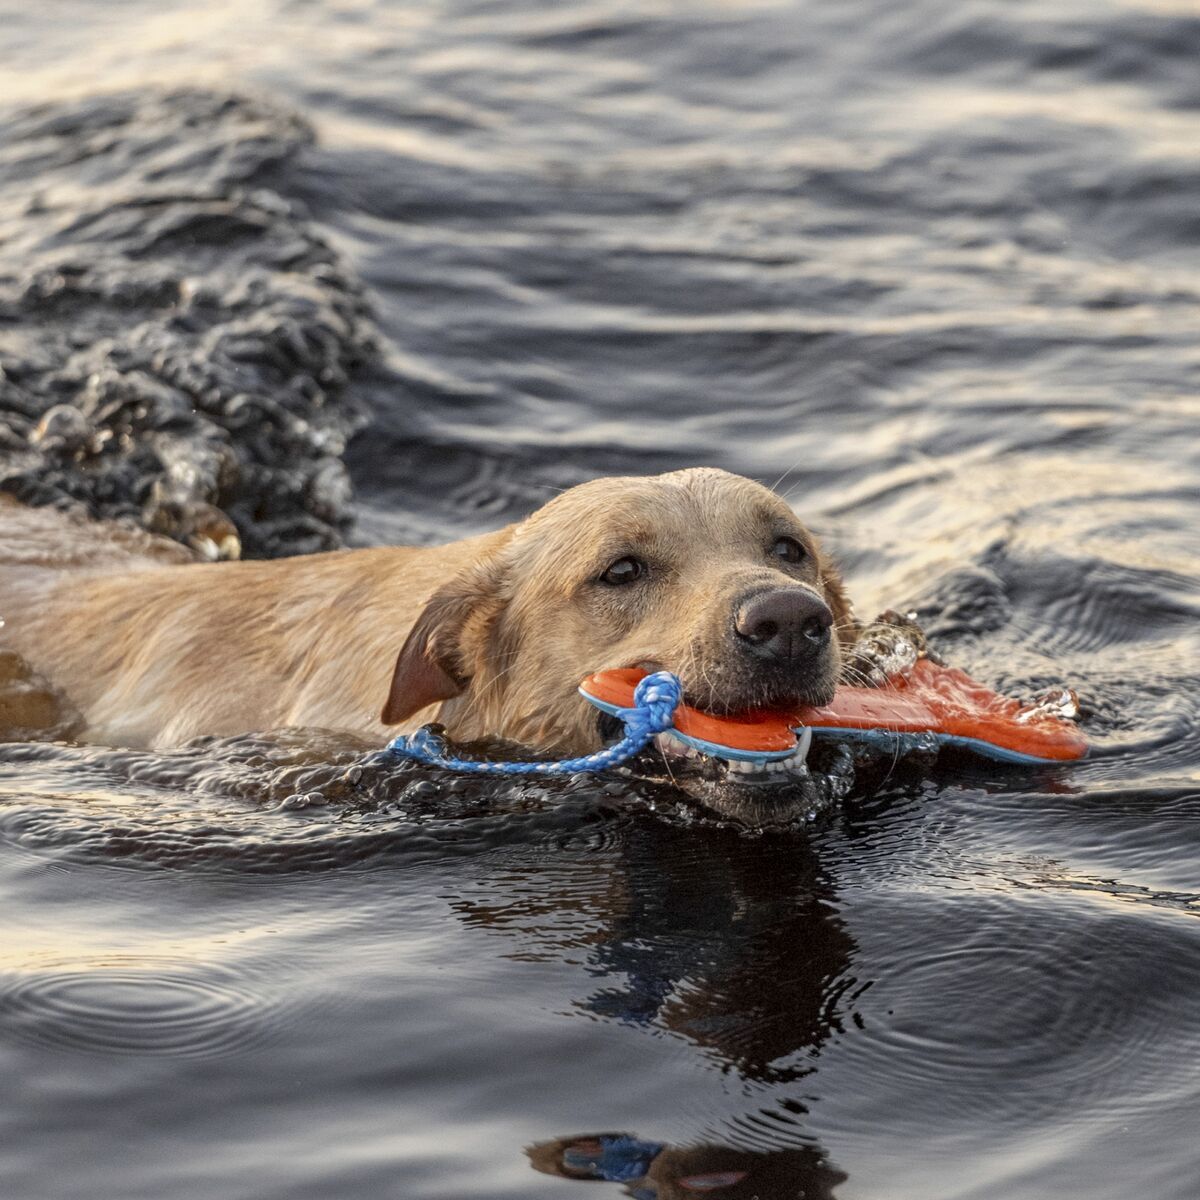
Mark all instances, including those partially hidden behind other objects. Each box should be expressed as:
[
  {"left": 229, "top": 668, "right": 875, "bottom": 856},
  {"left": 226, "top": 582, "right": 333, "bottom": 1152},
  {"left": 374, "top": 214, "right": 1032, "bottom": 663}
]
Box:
[{"left": 734, "top": 588, "right": 833, "bottom": 661}]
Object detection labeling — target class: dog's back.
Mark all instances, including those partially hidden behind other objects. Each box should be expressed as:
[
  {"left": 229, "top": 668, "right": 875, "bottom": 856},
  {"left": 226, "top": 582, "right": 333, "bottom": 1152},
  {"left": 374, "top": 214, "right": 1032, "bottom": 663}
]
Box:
[
  {"left": 0, "top": 495, "right": 193, "bottom": 576},
  {"left": 0, "top": 499, "right": 198, "bottom": 741},
  {"left": 0, "top": 494, "right": 191, "bottom": 638},
  {"left": 0, "top": 496, "right": 461, "bottom": 748}
]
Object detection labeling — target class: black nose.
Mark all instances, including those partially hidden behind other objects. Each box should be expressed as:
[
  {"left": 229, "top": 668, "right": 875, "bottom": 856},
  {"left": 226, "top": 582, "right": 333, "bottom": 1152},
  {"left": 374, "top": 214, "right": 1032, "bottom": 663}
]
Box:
[{"left": 734, "top": 588, "right": 833, "bottom": 661}]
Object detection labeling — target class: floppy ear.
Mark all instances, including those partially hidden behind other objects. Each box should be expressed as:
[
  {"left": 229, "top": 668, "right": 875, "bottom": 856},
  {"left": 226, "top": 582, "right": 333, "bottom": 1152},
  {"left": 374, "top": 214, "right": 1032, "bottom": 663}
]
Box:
[
  {"left": 380, "top": 538, "right": 513, "bottom": 726},
  {"left": 380, "top": 590, "right": 469, "bottom": 725}
]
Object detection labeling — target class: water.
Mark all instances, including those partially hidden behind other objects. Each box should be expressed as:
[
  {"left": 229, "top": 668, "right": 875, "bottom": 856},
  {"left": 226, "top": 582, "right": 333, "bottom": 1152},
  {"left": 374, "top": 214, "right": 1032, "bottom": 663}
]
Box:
[{"left": 2, "top": 1, "right": 1199, "bottom": 1197}]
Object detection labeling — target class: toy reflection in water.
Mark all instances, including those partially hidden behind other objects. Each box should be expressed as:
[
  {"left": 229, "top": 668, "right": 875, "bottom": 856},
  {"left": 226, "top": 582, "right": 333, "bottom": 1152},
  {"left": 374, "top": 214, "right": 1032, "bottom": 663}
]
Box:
[{"left": 527, "top": 1132, "right": 846, "bottom": 1199}]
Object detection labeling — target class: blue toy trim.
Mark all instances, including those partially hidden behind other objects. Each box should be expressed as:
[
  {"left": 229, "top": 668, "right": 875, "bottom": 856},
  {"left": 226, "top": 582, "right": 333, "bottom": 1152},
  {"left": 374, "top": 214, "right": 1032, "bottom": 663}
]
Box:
[
  {"left": 807, "top": 726, "right": 1084, "bottom": 765},
  {"left": 386, "top": 670, "right": 684, "bottom": 776}
]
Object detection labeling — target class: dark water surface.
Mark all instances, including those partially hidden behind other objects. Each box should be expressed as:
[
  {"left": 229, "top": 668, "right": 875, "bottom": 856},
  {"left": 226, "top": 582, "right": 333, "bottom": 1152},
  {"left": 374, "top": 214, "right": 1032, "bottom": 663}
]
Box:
[{"left": 2, "top": 2, "right": 1199, "bottom": 1197}]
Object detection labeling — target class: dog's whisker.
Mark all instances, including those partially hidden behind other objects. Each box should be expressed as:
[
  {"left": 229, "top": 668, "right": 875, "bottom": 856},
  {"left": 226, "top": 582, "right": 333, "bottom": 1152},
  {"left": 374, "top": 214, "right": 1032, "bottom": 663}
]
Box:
[{"left": 766, "top": 458, "right": 808, "bottom": 497}]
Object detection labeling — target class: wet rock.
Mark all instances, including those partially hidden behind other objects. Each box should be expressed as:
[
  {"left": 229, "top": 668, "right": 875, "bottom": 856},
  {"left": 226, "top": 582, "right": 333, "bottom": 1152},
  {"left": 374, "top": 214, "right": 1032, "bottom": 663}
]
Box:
[
  {"left": 0, "top": 648, "right": 84, "bottom": 742},
  {"left": 30, "top": 405, "right": 95, "bottom": 456},
  {"left": 0, "top": 89, "right": 377, "bottom": 558}
]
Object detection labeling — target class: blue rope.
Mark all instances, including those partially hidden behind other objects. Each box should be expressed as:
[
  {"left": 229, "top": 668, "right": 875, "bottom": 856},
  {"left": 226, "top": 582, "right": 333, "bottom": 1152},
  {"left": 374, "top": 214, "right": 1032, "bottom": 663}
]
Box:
[{"left": 386, "top": 671, "right": 683, "bottom": 777}]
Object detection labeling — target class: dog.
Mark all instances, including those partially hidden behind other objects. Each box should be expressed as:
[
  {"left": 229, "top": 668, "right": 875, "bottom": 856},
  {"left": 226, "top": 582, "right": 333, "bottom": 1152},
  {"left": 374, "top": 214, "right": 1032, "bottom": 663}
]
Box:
[{"left": 0, "top": 468, "right": 857, "bottom": 752}]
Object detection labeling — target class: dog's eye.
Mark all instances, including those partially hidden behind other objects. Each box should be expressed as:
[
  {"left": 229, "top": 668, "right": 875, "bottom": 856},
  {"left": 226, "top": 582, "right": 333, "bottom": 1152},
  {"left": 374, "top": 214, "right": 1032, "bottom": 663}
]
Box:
[
  {"left": 599, "top": 556, "right": 646, "bottom": 586},
  {"left": 771, "top": 536, "right": 806, "bottom": 564}
]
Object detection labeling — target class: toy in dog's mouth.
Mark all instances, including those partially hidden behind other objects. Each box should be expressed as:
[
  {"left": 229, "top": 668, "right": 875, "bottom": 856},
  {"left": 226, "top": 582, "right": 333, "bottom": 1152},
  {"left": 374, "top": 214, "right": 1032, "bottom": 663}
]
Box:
[
  {"left": 586, "top": 667, "right": 816, "bottom": 787},
  {"left": 385, "top": 651, "right": 1086, "bottom": 828},
  {"left": 581, "top": 661, "right": 1087, "bottom": 790}
]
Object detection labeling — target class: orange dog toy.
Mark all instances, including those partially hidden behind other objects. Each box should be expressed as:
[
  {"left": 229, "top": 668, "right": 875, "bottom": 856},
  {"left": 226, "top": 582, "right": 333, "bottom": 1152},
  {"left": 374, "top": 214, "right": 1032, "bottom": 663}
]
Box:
[{"left": 580, "top": 660, "right": 1086, "bottom": 766}]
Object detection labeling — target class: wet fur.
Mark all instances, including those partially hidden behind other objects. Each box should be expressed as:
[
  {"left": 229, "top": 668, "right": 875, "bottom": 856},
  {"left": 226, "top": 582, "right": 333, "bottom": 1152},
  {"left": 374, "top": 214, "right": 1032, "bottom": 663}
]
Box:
[{"left": 0, "top": 471, "right": 855, "bottom": 751}]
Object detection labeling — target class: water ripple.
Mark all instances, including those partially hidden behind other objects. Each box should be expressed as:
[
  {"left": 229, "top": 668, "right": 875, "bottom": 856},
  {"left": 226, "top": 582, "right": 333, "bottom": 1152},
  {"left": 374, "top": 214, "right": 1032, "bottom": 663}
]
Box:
[
  {"left": 0, "top": 955, "right": 274, "bottom": 1058},
  {"left": 839, "top": 894, "right": 1200, "bottom": 1125}
]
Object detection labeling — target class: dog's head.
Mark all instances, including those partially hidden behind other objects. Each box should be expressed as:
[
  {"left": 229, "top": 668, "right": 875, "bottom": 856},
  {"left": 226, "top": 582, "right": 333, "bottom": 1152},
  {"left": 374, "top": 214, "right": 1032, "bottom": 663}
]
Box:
[{"left": 381, "top": 468, "right": 854, "bottom": 754}]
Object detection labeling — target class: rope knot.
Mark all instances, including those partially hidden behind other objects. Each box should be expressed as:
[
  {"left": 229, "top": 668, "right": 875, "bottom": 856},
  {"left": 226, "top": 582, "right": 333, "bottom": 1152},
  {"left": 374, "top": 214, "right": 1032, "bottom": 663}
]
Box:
[
  {"left": 387, "top": 669, "right": 685, "bottom": 777},
  {"left": 627, "top": 670, "right": 684, "bottom": 737}
]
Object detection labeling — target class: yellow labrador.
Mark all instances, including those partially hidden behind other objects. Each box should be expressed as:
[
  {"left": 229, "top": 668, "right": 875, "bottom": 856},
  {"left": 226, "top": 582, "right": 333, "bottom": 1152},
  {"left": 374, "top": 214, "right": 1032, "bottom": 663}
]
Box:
[{"left": 0, "top": 468, "right": 855, "bottom": 751}]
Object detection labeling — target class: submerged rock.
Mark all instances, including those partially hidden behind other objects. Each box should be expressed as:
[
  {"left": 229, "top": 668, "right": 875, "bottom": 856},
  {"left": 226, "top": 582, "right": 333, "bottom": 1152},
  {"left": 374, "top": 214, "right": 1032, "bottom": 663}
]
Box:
[{"left": 0, "top": 89, "right": 376, "bottom": 558}]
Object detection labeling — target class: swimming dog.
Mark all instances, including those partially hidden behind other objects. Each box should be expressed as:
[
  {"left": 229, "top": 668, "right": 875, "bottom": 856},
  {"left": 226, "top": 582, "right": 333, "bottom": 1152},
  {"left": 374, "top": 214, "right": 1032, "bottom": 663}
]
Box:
[{"left": 0, "top": 469, "right": 856, "bottom": 751}]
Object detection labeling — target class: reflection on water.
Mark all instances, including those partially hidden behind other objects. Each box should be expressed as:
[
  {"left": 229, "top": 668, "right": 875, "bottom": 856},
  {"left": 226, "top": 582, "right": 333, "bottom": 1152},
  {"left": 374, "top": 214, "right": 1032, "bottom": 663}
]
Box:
[
  {"left": 505, "top": 824, "right": 857, "bottom": 1198},
  {"left": 452, "top": 824, "right": 857, "bottom": 1082},
  {"left": 528, "top": 1132, "right": 845, "bottom": 1200}
]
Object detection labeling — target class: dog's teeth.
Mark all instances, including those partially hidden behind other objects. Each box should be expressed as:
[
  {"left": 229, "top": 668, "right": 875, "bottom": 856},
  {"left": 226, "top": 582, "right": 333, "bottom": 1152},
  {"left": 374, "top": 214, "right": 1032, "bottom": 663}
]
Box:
[
  {"left": 794, "top": 725, "right": 813, "bottom": 762},
  {"left": 651, "top": 737, "right": 817, "bottom": 778},
  {"left": 653, "top": 732, "right": 692, "bottom": 760}
]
